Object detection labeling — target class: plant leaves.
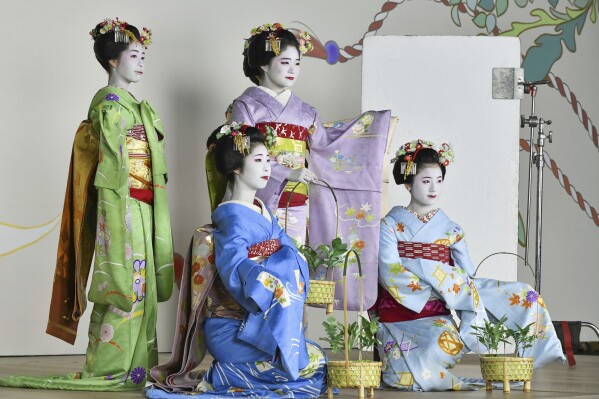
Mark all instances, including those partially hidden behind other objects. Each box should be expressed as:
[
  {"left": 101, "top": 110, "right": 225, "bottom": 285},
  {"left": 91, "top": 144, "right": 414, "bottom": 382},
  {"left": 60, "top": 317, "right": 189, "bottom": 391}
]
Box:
[
  {"left": 486, "top": 13, "right": 497, "bottom": 33},
  {"left": 466, "top": 0, "right": 478, "bottom": 12}
]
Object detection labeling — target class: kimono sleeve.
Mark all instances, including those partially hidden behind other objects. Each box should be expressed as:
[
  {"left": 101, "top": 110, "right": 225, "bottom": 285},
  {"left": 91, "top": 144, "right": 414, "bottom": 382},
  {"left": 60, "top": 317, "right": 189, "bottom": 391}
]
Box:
[
  {"left": 230, "top": 100, "right": 255, "bottom": 125},
  {"left": 378, "top": 217, "right": 430, "bottom": 312},
  {"left": 449, "top": 225, "right": 476, "bottom": 277},
  {"left": 214, "top": 221, "right": 279, "bottom": 314},
  {"left": 90, "top": 103, "right": 128, "bottom": 190}
]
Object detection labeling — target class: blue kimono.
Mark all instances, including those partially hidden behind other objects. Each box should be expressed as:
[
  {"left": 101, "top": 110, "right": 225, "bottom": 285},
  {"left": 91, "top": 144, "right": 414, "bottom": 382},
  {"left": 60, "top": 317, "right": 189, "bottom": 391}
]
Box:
[
  {"left": 147, "top": 200, "right": 326, "bottom": 398},
  {"left": 375, "top": 206, "right": 565, "bottom": 391}
]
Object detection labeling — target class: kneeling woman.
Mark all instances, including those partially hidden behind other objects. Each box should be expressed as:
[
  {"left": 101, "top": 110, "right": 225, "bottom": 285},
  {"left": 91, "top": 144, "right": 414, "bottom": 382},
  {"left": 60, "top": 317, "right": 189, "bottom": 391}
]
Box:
[
  {"left": 149, "top": 124, "right": 326, "bottom": 398},
  {"left": 373, "top": 140, "right": 564, "bottom": 391}
]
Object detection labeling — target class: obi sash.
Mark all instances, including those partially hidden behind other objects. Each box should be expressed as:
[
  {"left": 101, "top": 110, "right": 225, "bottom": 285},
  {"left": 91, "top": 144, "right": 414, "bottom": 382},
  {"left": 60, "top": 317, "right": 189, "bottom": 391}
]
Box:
[
  {"left": 128, "top": 124, "right": 153, "bottom": 204},
  {"left": 255, "top": 122, "right": 308, "bottom": 207},
  {"left": 375, "top": 241, "right": 452, "bottom": 323}
]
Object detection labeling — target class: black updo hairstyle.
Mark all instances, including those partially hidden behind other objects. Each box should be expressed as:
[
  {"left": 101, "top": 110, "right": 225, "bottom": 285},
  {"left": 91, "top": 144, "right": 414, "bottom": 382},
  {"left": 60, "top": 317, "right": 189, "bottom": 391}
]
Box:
[
  {"left": 243, "top": 28, "right": 301, "bottom": 85},
  {"left": 208, "top": 125, "right": 266, "bottom": 182},
  {"left": 93, "top": 24, "right": 142, "bottom": 72},
  {"left": 393, "top": 148, "right": 446, "bottom": 185}
]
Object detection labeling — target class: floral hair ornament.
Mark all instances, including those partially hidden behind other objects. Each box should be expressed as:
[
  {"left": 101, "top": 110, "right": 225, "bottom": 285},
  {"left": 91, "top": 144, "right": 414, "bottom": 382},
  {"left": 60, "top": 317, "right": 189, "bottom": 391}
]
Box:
[
  {"left": 391, "top": 139, "right": 454, "bottom": 180},
  {"left": 245, "top": 23, "right": 285, "bottom": 55},
  {"left": 216, "top": 122, "right": 251, "bottom": 155},
  {"left": 89, "top": 18, "right": 152, "bottom": 48},
  {"left": 298, "top": 31, "right": 313, "bottom": 54}
]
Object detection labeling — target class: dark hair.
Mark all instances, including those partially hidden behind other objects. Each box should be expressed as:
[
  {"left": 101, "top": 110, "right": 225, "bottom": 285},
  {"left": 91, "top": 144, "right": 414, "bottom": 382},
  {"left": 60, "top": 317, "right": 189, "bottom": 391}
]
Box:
[
  {"left": 393, "top": 148, "right": 446, "bottom": 185},
  {"left": 243, "top": 29, "right": 300, "bottom": 85},
  {"left": 209, "top": 125, "right": 266, "bottom": 182},
  {"left": 93, "top": 24, "right": 142, "bottom": 72}
]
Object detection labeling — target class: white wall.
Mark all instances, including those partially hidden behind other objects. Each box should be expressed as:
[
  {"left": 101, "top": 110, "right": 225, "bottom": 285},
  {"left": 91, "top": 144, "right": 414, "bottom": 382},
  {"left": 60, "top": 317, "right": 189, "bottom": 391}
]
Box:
[{"left": 1, "top": 0, "right": 597, "bottom": 355}]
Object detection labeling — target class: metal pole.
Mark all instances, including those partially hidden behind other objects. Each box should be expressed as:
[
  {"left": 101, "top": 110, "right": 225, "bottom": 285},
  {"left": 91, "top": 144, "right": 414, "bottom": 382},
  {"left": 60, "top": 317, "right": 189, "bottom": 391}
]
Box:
[
  {"left": 534, "top": 118, "right": 551, "bottom": 293},
  {"left": 523, "top": 86, "right": 537, "bottom": 268}
]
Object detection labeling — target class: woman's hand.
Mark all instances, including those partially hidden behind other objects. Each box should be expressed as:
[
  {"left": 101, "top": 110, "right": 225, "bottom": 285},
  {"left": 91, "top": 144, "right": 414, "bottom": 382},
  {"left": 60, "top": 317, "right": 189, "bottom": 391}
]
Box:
[{"left": 287, "top": 168, "right": 317, "bottom": 185}]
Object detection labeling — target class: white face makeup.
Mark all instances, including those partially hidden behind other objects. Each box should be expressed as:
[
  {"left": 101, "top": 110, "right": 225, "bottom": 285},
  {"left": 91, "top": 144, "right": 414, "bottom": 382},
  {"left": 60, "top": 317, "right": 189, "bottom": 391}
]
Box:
[
  {"left": 108, "top": 41, "right": 145, "bottom": 89},
  {"left": 260, "top": 46, "right": 301, "bottom": 93},
  {"left": 235, "top": 143, "right": 272, "bottom": 193},
  {"left": 407, "top": 164, "right": 444, "bottom": 214}
]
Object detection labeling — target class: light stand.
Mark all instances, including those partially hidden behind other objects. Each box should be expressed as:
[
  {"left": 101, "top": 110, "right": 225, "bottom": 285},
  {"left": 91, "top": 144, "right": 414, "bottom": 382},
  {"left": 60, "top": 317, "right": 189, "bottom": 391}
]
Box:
[{"left": 520, "top": 81, "right": 553, "bottom": 293}]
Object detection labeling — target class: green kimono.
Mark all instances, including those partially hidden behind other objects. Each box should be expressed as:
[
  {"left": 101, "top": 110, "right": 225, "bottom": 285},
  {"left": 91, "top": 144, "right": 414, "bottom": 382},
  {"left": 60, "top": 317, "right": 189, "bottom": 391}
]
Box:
[{"left": 0, "top": 86, "right": 174, "bottom": 391}]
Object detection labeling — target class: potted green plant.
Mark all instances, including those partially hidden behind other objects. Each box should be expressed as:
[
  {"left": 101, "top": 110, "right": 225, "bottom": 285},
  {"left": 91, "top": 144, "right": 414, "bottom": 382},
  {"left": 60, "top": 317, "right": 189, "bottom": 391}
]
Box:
[
  {"left": 320, "top": 249, "right": 382, "bottom": 399},
  {"left": 471, "top": 316, "right": 537, "bottom": 392},
  {"left": 298, "top": 237, "right": 348, "bottom": 314}
]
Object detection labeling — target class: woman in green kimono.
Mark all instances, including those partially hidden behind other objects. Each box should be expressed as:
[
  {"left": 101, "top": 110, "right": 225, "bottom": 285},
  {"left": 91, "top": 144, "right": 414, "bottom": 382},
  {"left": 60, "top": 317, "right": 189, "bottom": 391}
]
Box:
[{"left": 0, "top": 18, "right": 174, "bottom": 391}]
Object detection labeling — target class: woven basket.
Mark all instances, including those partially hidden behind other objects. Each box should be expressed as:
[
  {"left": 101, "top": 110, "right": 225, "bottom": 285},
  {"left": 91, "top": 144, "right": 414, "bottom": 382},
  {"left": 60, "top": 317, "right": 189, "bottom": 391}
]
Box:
[
  {"left": 286, "top": 181, "right": 339, "bottom": 315},
  {"left": 326, "top": 250, "right": 382, "bottom": 399},
  {"left": 480, "top": 356, "right": 533, "bottom": 392},
  {"left": 328, "top": 360, "right": 382, "bottom": 388},
  {"left": 306, "top": 280, "right": 336, "bottom": 313}
]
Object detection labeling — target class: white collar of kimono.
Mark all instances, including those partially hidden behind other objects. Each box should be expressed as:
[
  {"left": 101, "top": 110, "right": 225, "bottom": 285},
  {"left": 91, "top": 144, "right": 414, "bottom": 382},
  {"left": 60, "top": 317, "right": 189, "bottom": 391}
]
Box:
[
  {"left": 219, "top": 198, "right": 271, "bottom": 222},
  {"left": 257, "top": 85, "right": 291, "bottom": 106}
]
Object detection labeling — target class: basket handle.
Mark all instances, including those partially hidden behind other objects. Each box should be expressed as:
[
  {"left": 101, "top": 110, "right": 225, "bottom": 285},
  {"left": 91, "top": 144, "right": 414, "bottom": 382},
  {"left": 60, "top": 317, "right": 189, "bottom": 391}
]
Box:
[
  {"left": 341, "top": 249, "right": 364, "bottom": 369},
  {"left": 284, "top": 179, "right": 339, "bottom": 238}
]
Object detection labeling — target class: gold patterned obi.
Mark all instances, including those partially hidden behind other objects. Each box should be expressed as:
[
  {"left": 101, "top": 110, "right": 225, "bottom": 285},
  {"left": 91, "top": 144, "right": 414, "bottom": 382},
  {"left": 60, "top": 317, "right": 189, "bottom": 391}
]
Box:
[{"left": 127, "top": 124, "right": 153, "bottom": 190}]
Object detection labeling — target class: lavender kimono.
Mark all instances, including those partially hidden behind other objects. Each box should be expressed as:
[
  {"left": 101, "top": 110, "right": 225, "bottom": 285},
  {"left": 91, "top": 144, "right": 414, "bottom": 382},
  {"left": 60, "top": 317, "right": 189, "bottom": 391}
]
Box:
[
  {"left": 148, "top": 201, "right": 326, "bottom": 398},
  {"left": 232, "top": 87, "right": 390, "bottom": 309},
  {"left": 376, "top": 206, "right": 565, "bottom": 391}
]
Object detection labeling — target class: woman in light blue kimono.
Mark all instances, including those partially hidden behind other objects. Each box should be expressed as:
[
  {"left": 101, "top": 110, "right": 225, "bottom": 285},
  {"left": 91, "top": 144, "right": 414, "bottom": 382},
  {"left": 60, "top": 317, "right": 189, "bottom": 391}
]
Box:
[
  {"left": 373, "top": 140, "right": 565, "bottom": 391},
  {"left": 147, "top": 124, "right": 326, "bottom": 399}
]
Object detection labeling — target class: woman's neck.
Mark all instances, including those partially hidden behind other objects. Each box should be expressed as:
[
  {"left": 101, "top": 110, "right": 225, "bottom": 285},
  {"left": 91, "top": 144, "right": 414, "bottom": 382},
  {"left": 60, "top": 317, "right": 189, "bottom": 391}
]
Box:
[
  {"left": 230, "top": 185, "right": 257, "bottom": 205},
  {"left": 107, "top": 75, "right": 131, "bottom": 91},
  {"left": 406, "top": 201, "right": 436, "bottom": 217}
]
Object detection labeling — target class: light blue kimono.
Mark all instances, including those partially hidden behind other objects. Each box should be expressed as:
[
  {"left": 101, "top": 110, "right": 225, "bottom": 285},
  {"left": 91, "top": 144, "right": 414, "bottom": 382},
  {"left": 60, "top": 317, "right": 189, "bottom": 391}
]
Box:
[{"left": 376, "top": 206, "right": 565, "bottom": 391}]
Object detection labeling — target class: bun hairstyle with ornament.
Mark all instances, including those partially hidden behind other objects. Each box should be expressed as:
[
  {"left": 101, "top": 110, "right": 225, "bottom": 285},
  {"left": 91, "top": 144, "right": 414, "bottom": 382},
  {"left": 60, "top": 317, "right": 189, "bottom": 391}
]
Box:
[
  {"left": 208, "top": 123, "right": 266, "bottom": 182},
  {"left": 391, "top": 140, "right": 455, "bottom": 185},
  {"left": 242, "top": 23, "right": 313, "bottom": 85},
  {"left": 90, "top": 18, "right": 152, "bottom": 72}
]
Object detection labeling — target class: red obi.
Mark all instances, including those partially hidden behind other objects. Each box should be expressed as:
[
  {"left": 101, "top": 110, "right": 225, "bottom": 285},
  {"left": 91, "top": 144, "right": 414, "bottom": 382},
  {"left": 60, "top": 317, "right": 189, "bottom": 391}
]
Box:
[
  {"left": 397, "top": 241, "right": 453, "bottom": 264},
  {"left": 373, "top": 241, "right": 453, "bottom": 323},
  {"left": 247, "top": 239, "right": 281, "bottom": 258},
  {"left": 255, "top": 122, "right": 309, "bottom": 142},
  {"left": 130, "top": 188, "right": 154, "bottom": 205}
]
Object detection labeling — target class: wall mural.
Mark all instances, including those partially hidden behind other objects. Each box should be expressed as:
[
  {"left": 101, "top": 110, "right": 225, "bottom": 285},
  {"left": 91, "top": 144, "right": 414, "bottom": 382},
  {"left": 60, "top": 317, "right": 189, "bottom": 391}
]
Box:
[
  {"left": 290, "top": 0, "right": 599, "bottom": 241},
  {"left": 2, "top": 0, "right": 596, "bottom": 258}
]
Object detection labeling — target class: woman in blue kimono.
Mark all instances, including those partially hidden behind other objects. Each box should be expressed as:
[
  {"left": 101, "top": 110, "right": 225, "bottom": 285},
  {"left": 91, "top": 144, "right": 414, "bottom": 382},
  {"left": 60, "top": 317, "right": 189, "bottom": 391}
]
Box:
[
  {"left": 373, "top": 140, "right": 565, "bottom": 391},
  {"left": 147, "top": 124, "right": 327, "bottom": 399}
]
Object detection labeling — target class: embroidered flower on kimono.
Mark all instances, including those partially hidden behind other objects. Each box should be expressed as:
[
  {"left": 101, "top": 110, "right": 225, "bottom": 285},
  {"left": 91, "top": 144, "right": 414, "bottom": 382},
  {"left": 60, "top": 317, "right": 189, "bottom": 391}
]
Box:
[
  {"left": 95, "top": 214, "right": 110, "bottom": 256},
  {"left": 132, "top": 260, "right": 146, "bottom": 302},
  {"left": 130, "top": 366, "right": 146, "bottom": 384},
  {"left": 408, "top": 281, "right": 422, "bottom": 292},
  {"left": 356, "top": 210, "right": 366, "bottom": 219},
  {"left": 353, "top": 240, "right": 366, "bottom": 250},
  {"left": 194, "top": 274, "right": 205, "bottom": 286},
  {"left": 440, "top": 371, "right": 445, "bottom": 378},
  {"left": 196, "top": 242, "right": 210, "bottom": 257},
  {"left": 275, "top": 151, "right": 301, "bottom": 169},
  {"left": 422, "top": 368, "right": 432, "bottom": 380},
  {"left": 97, "top": 281, "right": 108, "bottom": 292},
  {"left": 345, "top": 207, "right": 356, "bottom": 217},
  {"left": 384, "top": 340, "right": 395, "bottom": 353},
  {"left": 100, "top": 323, "right": 114, "bottom": 342},
  {"left": 105, "top": 93, "right": 119, "bottom": 101},
  {"left": 396, "top": 222, "right": 405, "bottom": 232},
  {"left": 452, "top": 283, "right": 461, "bottom": 294},
  {"left": 352, "top": 123, "right": 365, "bottom": 136},
  {"left": 508, "top": 292, "right": 521, "bottom": 306},
  {"left": 392, "top": 348, "right": 402, "bottom": 359},
  {"left": 526, "top": 290, "right": 538, "bottom": 303},
  {"left": 125, "top": 206, "right": 132, "bottom": 232},
  {"left": 105, "top": 375, "right": 114, "bottom": 380}
]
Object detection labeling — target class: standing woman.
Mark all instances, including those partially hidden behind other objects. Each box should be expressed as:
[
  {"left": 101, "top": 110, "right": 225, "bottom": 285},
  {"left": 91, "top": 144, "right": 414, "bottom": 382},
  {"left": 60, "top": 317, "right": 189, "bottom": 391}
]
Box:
[
  {"left": 229, "top": 23, "right": 319, "bottom": 244},
  {"left": 0, "top": 18, "right": 174, "bottom": 391}
]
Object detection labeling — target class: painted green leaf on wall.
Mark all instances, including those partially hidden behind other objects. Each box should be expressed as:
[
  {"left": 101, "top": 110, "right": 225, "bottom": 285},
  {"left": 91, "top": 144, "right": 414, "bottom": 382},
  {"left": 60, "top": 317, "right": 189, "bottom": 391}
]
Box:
[
  {"left": 496, "top": 0, "right": 509, "bottom": 17},
  {"left": 479, "top": 0, "right": 495, "bottom": 12},
  {"left": 451, "top": 5, "right": 462, "bottom": 26},
  {"left": 549, "top": 0, "right": 560, "bottom": 8},
  {"left": 473, "top": 13, "right": 487, "bottom": 28}
]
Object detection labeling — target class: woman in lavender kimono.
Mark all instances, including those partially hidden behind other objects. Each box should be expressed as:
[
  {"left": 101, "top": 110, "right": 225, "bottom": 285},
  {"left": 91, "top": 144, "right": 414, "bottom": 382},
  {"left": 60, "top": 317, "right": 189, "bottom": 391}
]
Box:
[
  {"left": 229, "top": 23, "right": 320, "bottom": 244},
  {"left": 148, "top": 124, "right": 327, "bottom": 399},
  {"left": 373, "top": 140, "right": 565, "bottom": 391}
]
